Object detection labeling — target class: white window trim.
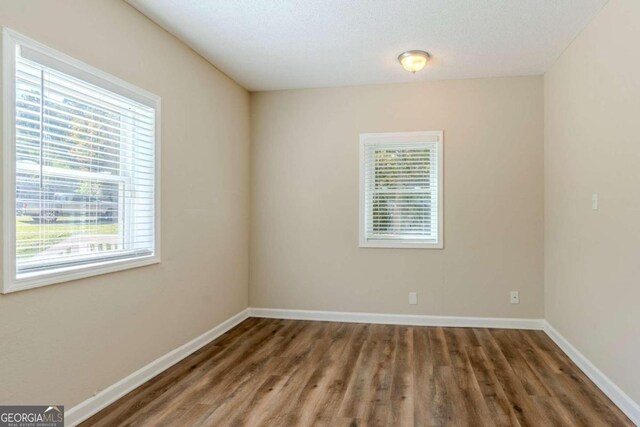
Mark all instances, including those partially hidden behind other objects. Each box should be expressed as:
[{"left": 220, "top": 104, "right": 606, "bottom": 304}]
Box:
[
  {"left": 1, "top": 28, "right": 161, "bottom": 293},
  {"left": 359, "top": 131, "right": 444, "bottom": 249}
]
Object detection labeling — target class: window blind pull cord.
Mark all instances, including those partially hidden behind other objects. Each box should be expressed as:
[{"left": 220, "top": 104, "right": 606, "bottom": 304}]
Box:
[{"left": 39, "top": 68, "right": 44, "bottom": 190}]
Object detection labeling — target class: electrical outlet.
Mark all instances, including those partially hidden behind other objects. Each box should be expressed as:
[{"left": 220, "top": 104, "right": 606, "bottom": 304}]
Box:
[
  {"left": 409, "top": 292, "right": 418, "bottom": 305},
  {"left": 510, "top": 291, "right": 520, "bottom": 304},
  {"left": 592, "top": 193, "right": 599, "bottom": 210}
]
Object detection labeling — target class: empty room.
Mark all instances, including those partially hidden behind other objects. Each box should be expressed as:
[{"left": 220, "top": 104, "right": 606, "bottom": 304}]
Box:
[{"left": 0, "top": 0, "right": 638, "bottom": 426}]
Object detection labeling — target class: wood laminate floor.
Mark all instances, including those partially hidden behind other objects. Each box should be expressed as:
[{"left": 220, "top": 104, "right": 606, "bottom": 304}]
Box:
[{"left": 81, "top": 318, "right": 632, "bottom": 426}]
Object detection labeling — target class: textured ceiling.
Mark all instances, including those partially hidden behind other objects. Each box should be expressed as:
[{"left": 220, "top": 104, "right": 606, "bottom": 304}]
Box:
[{"left": 126, "top": 0, "right": 607, "bottom": 92}]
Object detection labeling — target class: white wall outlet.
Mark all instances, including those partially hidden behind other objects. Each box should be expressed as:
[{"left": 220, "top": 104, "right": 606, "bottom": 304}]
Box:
[
  {"left": 592, "top": 193, "right": 599, "bottom": 210},
  {"left": 510, "top": 291, "right": 520, "bottom": 304},
  {"left": 409, "top": 292, "right": 418, "bottom": 305}
]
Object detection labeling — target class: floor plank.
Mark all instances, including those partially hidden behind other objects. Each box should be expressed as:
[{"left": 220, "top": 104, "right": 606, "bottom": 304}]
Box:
[{"left": 80, "top": 319, "right": 634, "bottom": 427}]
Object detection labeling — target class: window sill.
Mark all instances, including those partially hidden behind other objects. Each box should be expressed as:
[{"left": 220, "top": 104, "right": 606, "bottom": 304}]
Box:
[
  {"left": 359, "top": 240, "right": 443, "bottom": 249},
  {"left": 2, "top": 254, "right": 160, "bottom": 294}
]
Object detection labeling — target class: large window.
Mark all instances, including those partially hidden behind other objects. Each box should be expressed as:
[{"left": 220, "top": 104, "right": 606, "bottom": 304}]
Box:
[
  {"left": 359, "top": 131, "right": 443, "bottom": 248},
  {"left": 2, "top": 29, "right": 160, "bottom": 293}
]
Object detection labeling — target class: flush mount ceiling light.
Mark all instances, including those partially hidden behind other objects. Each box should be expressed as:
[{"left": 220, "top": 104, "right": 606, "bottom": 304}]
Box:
[{"left": 398, "top": 50, "right": 430, "bottom": 74}]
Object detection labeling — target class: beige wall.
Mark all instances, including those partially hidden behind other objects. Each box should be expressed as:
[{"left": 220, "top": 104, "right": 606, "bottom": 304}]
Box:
[
  {"left": 545, "top": 0, "right": 640, "bottom": 404},
  {"left": 10, "top": 0, "right": 637, "bottom": 412},
  {"left": 0, "top": 0, "right": 249, "bottom": 407},
  {"left": 250, "top": 76, "right": 544, "bottom": 318}
]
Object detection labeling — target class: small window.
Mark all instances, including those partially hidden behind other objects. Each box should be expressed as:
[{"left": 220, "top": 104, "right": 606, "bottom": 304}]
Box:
[
  {"left": 359, "top": 131, "right": 443, "bottom": 248},
  {"left": 2, "top": 29, "right": 160, "bottom": 292}
]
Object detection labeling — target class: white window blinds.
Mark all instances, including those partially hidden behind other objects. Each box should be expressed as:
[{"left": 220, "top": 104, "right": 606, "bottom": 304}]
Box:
[
  {"left": 360, "top": 132, "right": 443, "bottom": 248},
  {"left": 12, "top": 39, "right": 158, "bottom": 280}
]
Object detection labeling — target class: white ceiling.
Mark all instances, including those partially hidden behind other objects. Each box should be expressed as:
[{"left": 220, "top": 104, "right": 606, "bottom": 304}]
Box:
[{"left": 126, "top": 0, "right": 606, "bottom": 92}]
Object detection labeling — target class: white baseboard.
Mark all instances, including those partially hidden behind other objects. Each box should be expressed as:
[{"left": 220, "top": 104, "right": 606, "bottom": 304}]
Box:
[
  {"left": 248, "top": 307, "right": 545, "bottom": 330},
  {"left": 543, "top": 321, "right": 640, "bottom": 425},
  {"left": 63, "top": 308, "right": 638, "bottom": 427},
  {"left": 65, "top": 308, "right": 250, "bottom": 427}
]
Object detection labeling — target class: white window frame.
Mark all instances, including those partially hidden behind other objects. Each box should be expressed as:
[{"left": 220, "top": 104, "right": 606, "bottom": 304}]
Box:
[
  {"left": 1, "top": 28, "right": 161, "bottom": 293},
  {"left": 359, "top": 131, "right": 443, "bottom": 249}
]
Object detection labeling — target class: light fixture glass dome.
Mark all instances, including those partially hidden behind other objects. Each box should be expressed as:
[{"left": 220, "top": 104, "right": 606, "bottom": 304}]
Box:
[{"left": 398, "top": 50, "right": 430, "bottom": 74}]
